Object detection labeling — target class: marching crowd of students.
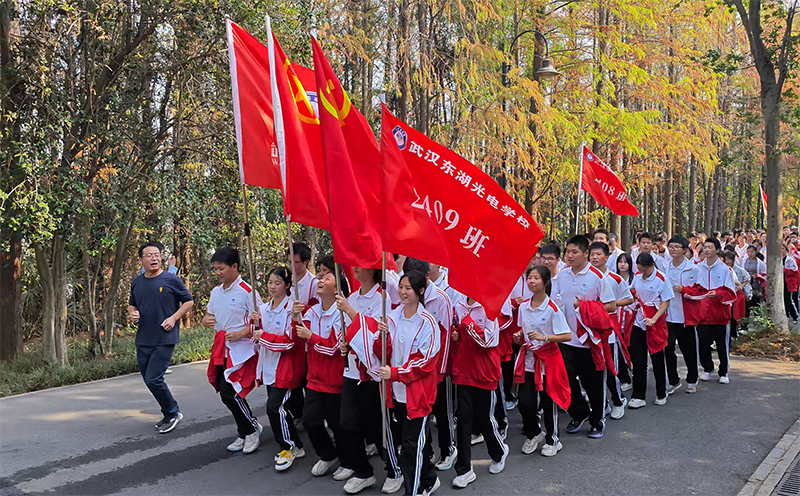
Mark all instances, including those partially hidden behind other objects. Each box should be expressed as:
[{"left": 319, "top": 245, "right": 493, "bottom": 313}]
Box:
[{"left": 129, "top": 224, "right": 800, "bottom": 495}]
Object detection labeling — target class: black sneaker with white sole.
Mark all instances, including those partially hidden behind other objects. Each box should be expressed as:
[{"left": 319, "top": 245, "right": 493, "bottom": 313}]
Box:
[
  {"left": 566, "top": 416, "right": 589, "bottom": 434},
  {"left": 155, "top": 417, "right": 169, "bottom": 430},
  {"left": 158, "top": 412, "right": 183, "bottom": 434}
]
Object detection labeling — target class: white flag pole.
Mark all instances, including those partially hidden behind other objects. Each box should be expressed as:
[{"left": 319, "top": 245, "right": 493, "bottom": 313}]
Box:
[
  {"left": 266, "top": 14, "right": 298, "bottom": 296},
  {"left": 576, "top": 142, "right": 586, "bottom": 235}
]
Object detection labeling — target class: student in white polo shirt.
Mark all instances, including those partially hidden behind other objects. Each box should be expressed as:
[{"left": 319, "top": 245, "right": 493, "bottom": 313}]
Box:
[
  {"left": 628, "top": 253, "right": 674, "bottom": 409},
  {"left": 202, "top": 247, "right": 262, "bottom": 454},
  {"left": 588, "top": 242, "right": 633, "bottom": 420},
  {"left": 556, "top": 235, "right": 616, "bottom": 439},
  {"left": 665, "top": 236, "right": 699, "bottom": 394}
]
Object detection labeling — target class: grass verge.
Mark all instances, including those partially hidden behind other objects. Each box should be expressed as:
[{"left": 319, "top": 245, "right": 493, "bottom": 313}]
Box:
[
  {"left": 0, "top": 326, "right": 213, "bottom": 398},
  {"left": 733, "top": 329, "right": 800, "bottom": 362}
]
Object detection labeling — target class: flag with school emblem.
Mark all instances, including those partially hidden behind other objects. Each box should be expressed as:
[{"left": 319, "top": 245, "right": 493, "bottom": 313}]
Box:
[
  {"left": 580, "top": 144, "right": 638, "bottom": 217},
  {"left": 226, "top": 19, "right": 329, "bottom": 229},
  {"left": 380, "top": 105, "right": 544, "bottom": 319},
  {"left": 311, "top": 37, "right": 385, "bottom": 270}
]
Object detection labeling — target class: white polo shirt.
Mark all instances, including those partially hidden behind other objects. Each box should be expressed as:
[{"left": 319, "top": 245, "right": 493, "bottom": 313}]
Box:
[
  {"left": 518, "top": 296, "right": 570, "bottom": 371},
  {"left": 207, "top": 276, "right": 262, "bottom": 357},
  {"left": 345, "top": 282, "right": 383, "bottom": 380},
  {"left": 631, "top": 269, "right": 674, "bottom": 329},
  {"left": 291, "top": 270, "right": 318, "bottom": 305},
  {"left": 554, "top": 263, "right": 615, "bottom": 348},
  {"left": 665, "top": 257, "right": 698, "bottom": 324},
  {"left": 601, "top": 268, "right": 632, "bottom": 344}
]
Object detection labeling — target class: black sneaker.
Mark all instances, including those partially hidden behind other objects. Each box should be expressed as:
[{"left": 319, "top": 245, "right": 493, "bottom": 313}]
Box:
[
  {"left": 566, "top": 416, "right": 588, "bottom": 434},
  {"left": 588, "top": 425, "right": 604, "bottom": 439},
  {"left": 155, "top": 417, "right": 169, "bottom": 429},
  {"left": 158, "top": 412, "right": 183, "bottom": 434}
]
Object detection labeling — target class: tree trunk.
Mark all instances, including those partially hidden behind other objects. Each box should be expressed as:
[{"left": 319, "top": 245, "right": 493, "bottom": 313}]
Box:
[
  {"left": 688, "top": 155, "right": 697, "bottom": 232},
  {"left": 82, "top": 248, "right": 100, "bottom": 357},
  {"left": 397, "top": 0, "right": 409, "bottom": 122},
  {"left": 34, "top": 241, "right": 58, "bottom": 364},
  {"left": 763, "top": 90, "right": 788, "bottom": 333},
  {"left": 675, "top": 169, "right": 685, "bottom": 235},
  {"left": 663, "top": 168, "right": 673, "bottom": 237},
  {"left": 52, "top": 237, "right": 69, "bottom": 366},
  {"left": 704, "top": 169, "right": 713, "bottom": 235},
  {"left": 0, "top": 230, "right": 22, "bottom": 361},
  {"left": 101, "top": 212, "right": 136, "bottom": 355}
]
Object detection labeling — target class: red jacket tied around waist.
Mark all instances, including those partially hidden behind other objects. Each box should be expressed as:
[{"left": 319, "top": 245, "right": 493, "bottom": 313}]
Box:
[
  {"left": 450, "top": 314, "right": 501, "bottom": 390},
  {"left": 576, "top": 300, "right": 616, "bottom": 374},
  {"left": 513, "top": 341, "right": 571, "bottom": 410}
]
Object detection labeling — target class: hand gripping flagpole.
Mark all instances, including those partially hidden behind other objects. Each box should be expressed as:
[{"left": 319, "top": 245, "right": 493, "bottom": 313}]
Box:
[
  {"left": 226, "top": 17, "right": 259, "bottom": 323},
  {"left": 575, "top": 142, "right": 586, "bottom": 235},
  {"left": 266, "top": 14, "right": 298, "bottom": 296},
  {"left": 334, "top": 263, "right": 349, "bottom": 370}
]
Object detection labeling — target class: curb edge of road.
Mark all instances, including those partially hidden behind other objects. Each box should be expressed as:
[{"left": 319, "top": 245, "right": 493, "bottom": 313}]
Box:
[
  {"left": 737, "top": 416, "right": 800, "bottom": 496},
  {"left": 0, "top": 360, "right": 210, "bottom": 402}
]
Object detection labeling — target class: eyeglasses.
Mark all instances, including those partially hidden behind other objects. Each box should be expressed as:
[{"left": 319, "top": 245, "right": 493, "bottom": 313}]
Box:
[{"left": 141, "top": 253, "right": 161, "bottom": 259}]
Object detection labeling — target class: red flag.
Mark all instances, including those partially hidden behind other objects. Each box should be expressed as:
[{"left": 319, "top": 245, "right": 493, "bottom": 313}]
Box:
[
  {"left": 580, "top": 145, "right": 639, "bottom": 217},
  {"left": 311, "top": 37, "right": 385, "bottom": 270},
  {"left": 226, "top": 20, "right": 329, "bottom": 229},
  {"left": 380, "top": 105, "right": 544, "bottom": 319},
  {"left": 760, "top": 184, "right": 768, "bottom": 217}
]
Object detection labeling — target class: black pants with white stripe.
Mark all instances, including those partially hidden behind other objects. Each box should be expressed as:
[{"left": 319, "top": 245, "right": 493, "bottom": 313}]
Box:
[
  {"left": 518, "top": 372, "right": 559, "bottom": 445},
  {"left": 559, "top": 344, "right": 606, "bottom": 429},
  {"left": 630, "top": 326, "right": 667, "bottom": 401},
  {"left": 392, "top": 402, "right": 437, "bottom": 495},
  {"left": 303, "top": 388, "right": 340, "bottom": 462},
  {"left": 215, "top": 364, "right": 257, "bottom": 438},
  {"left": 605, "top": 343, "right": 624, "bottom": 407},
  {"left": 665, "top": 322, "right": 698, "bottom": 385},
  {"left": 432, "top": 378, "right": 456, "bottom": 459},
  {"left": 697, "top": 324, "right": 729, "bottom": 376},
  {"left": 454, "top": 385, "right": 505, "bottom": 476},
  {"left": 266, "top": 386, "right": 303, "bottom": 451},
  {"left": 339, "top": 378, "right": 401, "bottom": 480}
]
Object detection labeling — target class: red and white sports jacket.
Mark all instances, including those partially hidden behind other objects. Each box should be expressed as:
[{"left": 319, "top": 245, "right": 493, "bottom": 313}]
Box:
[
  {"left": 256, "top": 296, "right": 306, "bottom": 389},
  {"left": 684, "top": 258, "right": 737, "bottom": 326},
  {"left": 450, "top": 298, "right": 501, "bottom": 391},
  {"left": 424, "top": 282, "right": 453, "bottom": 381},
  {"left": 784, "top": 255, "right": 799, "bottom": 292},
  {"left": 346, "top": 304, "right": 440, "bottom": 418},
  {"left": 301, "top": 302, "right": 345, "bottom": 394}
]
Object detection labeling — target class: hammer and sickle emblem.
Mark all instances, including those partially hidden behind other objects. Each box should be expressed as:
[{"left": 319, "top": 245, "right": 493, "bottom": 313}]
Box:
[
  {"left": 284, "top": 59, "right": 319, "bottom": 125},
  {"left": 319, "top": 79, "right": 351, "bottom": 126}
]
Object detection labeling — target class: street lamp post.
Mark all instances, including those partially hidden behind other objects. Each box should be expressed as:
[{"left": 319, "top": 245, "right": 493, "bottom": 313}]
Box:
[{"left": 498, "top": 29, "right": 560, "bottom": 190}]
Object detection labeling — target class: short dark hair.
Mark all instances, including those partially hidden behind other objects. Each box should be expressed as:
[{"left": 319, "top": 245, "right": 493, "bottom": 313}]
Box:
[
  {"left": 654, "top": 233, "right": 666, "bottom": 243},
  {"left": 722, "top": 251, "right": 736, "bottom": 263},
  {"left": 609, "top": 233, "right": 619, "bottom": 244},
  {"left": 539, "top": 243, "right": 561, "bottom": 259},
  {"left": 211, "top": 247, "right": 240, "bottom": 268},
  {"left": 712, "top": 230, "right": 721, "bottom": 238},
  {"left": 636, "top": 252, "right": 655, "bottom": 267},
  {"left": 589, "top": 241, "right": 610, "bottom": 257},
  {"left": 317, "top": 255, "right": 335, "bottom": 274},
  {"left": 705, "top": 237, "right": 722, "bottom": 250},
  {"left": 403, "top": 258, "right": 430, "bottom": 276},
  {"left": 746, "top": 244, "right": 757, "bottom": 253},
  {"left": 668, "top": 236, "right": 689, "bottom": 249},
  {"left": 638, "top": 232, "right": 653, "bottom": 242},
  {"left": 593, "top": 228, "right": 610, "bottom": 241},
  {"left": 138, "top": 241, "right": 164, "bottom": 258},
  {"left": 724, "top": 244, "right": 736, "bottom": 253},
  {"left": 292, "top": 242, "right": 312, "bottom": 263},
  {"left": 566, "top": 235, "right": 589, "bottom": 253}
]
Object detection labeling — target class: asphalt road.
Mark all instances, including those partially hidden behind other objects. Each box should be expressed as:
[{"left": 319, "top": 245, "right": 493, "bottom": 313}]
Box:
[{"left": 1, "top": 355, "right": 798, "bottom": 496}]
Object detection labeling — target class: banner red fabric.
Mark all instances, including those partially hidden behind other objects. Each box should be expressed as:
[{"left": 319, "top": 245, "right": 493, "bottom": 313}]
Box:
[
  {"left": 380, "top": 105, "right": 544, "bottom": 319},
  {"left": 311, "top": 37, "right": 385, "bottom": 270},
  {"left": 760, "top": 184, "right": 768, "bottom": 216},
  {"left": 580, "top": 145, "right": 639, "bottom": 217}
]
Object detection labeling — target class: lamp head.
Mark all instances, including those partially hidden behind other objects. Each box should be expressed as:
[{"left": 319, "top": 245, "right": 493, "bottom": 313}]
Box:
[{"left": 536, "top": 58, "right": 560, "bottom": 81}]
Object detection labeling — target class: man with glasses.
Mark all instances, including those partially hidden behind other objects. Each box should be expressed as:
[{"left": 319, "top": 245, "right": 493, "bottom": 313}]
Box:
[
  {"left": 128, "top": 242, "right": 194, "bottom": 433},
  {"left": 665, "top": 237, "right": 700, "bottom": 394}
]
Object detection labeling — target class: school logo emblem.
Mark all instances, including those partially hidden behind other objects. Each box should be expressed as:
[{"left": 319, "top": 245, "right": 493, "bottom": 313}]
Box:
[
  {"left": 586, "top": 152, "right": 593, "bottom": 161},
  {"left": 392, "top": 126, "right": 407, "bottom": 150}
]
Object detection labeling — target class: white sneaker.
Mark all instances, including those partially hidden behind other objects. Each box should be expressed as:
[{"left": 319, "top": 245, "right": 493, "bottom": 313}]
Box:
[
  {"left": 275, "top": 447, "right": 304, "bottom": 471},
  {"left": 452, "top": 469, "right": 476, "bottom": 488},
  {"left": 471, "top": 434, "right": 484, "bottom": 445},
  {"left": 521, "top": 433, "right": 545, "bottom": 455},
  {"left": 435, "top": 448, "right": 457, "bottom": 470},
  {"left": 227, "top": 437, "right": 245, "bottom": 452},
  {"left": 333, "top": 467, "right": 355, "bottom": 481},
  {"left": 504, "top": 399, "right": 518, "bottom": 411},
  {"left": 312, "top": 458, "right": 337, "bottom": 477},
  {"left": 540, "top": 442, "right": 562, "bottom": 457},
  {"left": 422, "top": 477, "right": 440, "bottom": 496},
  {"left": 628, "top": 398, "right": 646, "bottom": 409},
  {"left": 719, "top": 375, "right": 730, "bottom": 384},
  {"left": 365, "top": 443, "right": 378, "bottom": 457},
  {"left": 488, "top": 444, "right": 509, "bottom": 474},
  {"left": 243, "top": 429, "right": 261, "bottom": 454},
  {"left": 620, "top": 382, "right": 633, "bottom": 392},
  {"left": 700, "top": 372, "right": 711, "bottom": 382},
  {"left": 654, "top": 396, "right": 668, "bottom": 406},
  {"left": 344, "top": 476, "right": 376, "bottom": 494},
  {"left": 610, "top": 398, "right": 627, "bottom": 420},
  {"left": 686, "top": 382, "right": 698, "bottom": 394},
  {"left": 381, "top": 475, "right": 404, "bottom": 494},
  {"left": 668, "top": 380, "right": 682, "bottom": 395}
]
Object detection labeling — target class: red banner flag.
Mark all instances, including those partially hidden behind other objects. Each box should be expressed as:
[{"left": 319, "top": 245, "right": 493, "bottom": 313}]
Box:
[
  {"left": 380, "top": 105, "right": 544, "bottom": 319},
  {"left": 580, "top": 145, "right": 639, "bottom": 217},
  {"left": 311, "top": 37, "right": 385, "bottom": 270},
  {"left": 760, "top": 184, "right": 768, "bottom": 217},
  {"left": 227, "top": 20, "right": 329, "bottom": 229}
]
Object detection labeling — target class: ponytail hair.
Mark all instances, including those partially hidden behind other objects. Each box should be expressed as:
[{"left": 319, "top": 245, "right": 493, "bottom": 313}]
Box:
[{"left": 269, "top": 265, "right": 293, "bottom": 296}]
